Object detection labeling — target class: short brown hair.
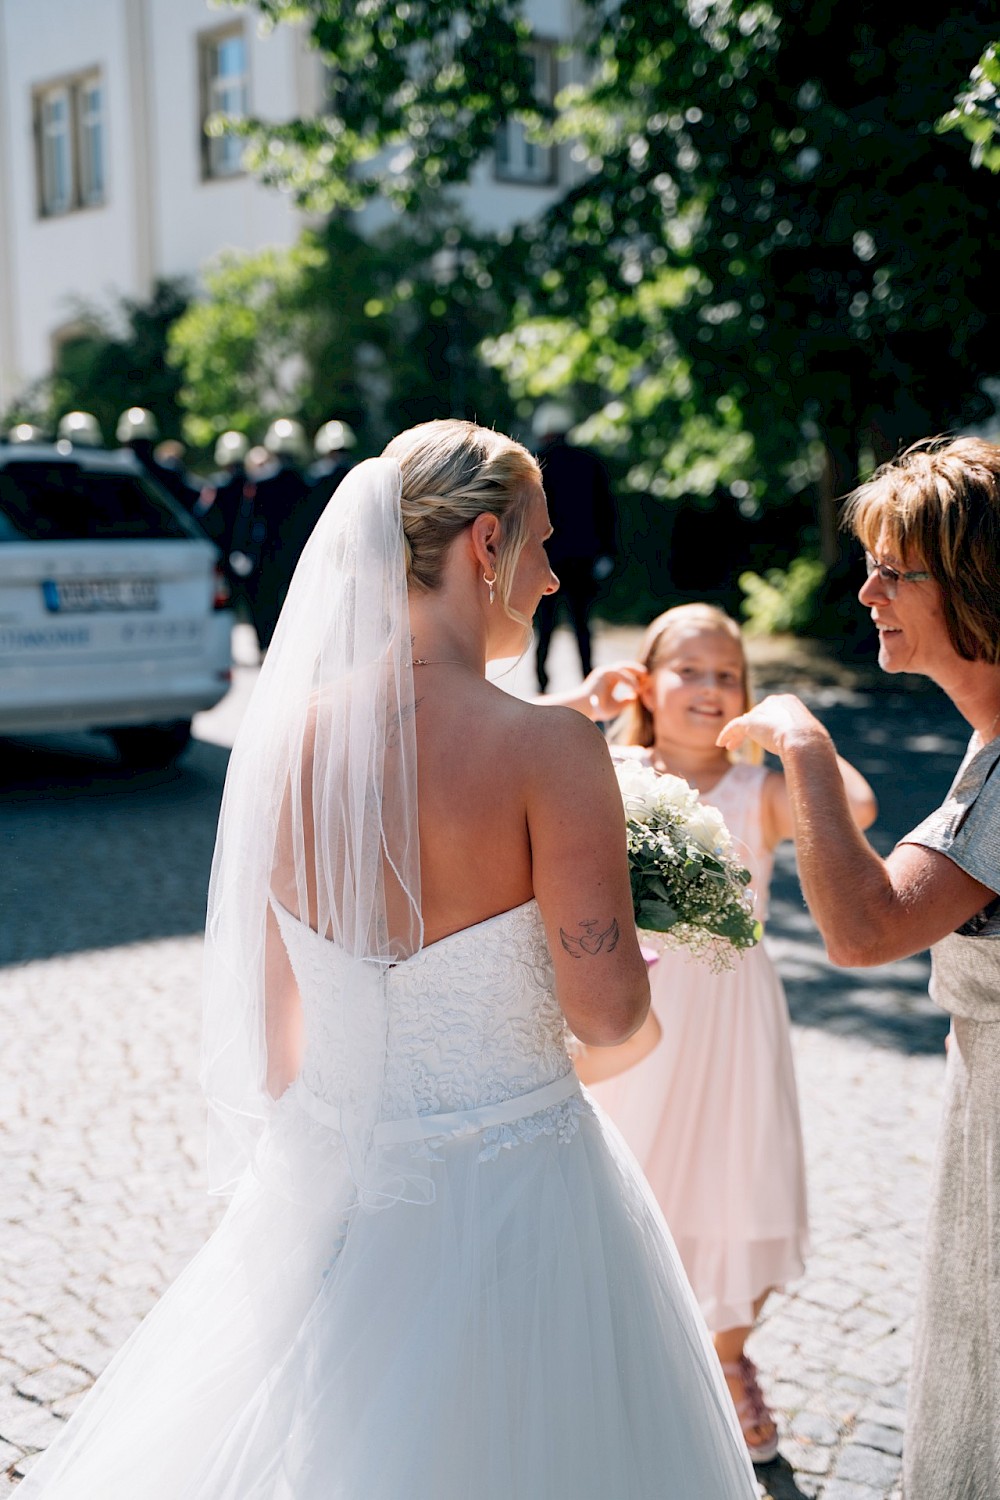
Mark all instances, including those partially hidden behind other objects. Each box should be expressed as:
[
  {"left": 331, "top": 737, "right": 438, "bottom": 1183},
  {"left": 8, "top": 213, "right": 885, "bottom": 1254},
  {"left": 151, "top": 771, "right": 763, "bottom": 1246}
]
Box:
[
  {"left": 613, "top": 603, "right": 752, "bottom": 747},
  {"left": 843, "top": 437, "right": 1000, "bottom": 663}
]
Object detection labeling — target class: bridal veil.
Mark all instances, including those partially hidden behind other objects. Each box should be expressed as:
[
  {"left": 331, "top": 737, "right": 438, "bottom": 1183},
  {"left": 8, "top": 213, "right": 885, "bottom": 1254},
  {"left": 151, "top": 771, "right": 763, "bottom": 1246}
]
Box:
[{"left": 199, "top": 456, "right": 422, "bottom": 1202}]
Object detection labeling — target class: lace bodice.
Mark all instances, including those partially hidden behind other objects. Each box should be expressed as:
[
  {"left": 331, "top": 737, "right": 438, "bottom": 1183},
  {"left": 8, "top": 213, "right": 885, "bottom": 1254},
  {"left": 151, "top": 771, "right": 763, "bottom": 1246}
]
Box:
[{"left": 271, "top": 898, "right": 575, "bottom": 1125}]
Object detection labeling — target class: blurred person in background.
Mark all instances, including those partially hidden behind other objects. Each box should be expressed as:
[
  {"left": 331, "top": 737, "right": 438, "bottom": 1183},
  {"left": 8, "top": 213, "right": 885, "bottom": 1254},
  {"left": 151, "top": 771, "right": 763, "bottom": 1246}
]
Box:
[
  {"left": 152, "top": 439, "right": 199, "bottom": 512},
  {"left": 194, "top": 430, "right": 249, "bottom": 557},
  {"left": 56, "top": 411, "right": 104, "bottom": 449},
  {"left": 116, "top": 407, "right": 195, "bottom": 511},
  {"left": 532, "top": 402, "right": 617, "bottom": 691},
  {"left": 6, "top": 422, "right": 47, "bottom": 444},
  {"left": 295, "top": 418, "right": 358, "bottom": 558},
  {"left": 229, "top": 418, "right": 310, "bottom": 653},
  {"left": 306, "top": 418, "right": 357, "bottom": 501}
]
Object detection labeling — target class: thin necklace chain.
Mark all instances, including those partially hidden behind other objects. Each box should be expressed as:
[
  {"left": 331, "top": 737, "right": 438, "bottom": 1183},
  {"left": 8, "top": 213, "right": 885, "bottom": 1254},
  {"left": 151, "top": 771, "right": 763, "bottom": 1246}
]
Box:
[{"left": 412, "top": 657, "right": 477, "bottom": 668}]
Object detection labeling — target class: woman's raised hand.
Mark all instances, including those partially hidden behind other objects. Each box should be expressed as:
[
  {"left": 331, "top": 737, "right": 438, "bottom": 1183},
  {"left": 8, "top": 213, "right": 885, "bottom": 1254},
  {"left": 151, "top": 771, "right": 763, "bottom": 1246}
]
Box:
[{"left": 717, "top": 693, "right": 830, "bottom": 759}]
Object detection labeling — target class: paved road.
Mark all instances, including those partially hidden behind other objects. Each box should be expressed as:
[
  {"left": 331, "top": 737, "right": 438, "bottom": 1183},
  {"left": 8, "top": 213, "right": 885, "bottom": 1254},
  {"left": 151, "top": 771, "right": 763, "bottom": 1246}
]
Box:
[{"left": 0, "top": 623, "right": 968, "bottom": 1497}]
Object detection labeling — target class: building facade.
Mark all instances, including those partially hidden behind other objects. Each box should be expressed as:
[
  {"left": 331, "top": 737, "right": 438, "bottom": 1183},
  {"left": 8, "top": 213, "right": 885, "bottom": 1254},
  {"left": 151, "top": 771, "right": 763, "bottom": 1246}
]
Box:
[{"left": 0, "top": 0, "right": 579, "bottom": 416}]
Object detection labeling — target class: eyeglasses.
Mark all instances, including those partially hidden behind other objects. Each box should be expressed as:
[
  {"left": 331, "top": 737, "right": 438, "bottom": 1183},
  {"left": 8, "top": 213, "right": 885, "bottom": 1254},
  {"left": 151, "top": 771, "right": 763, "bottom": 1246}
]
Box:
[{"left": 863, "top": 551, "right": 931, "bottom": 599}]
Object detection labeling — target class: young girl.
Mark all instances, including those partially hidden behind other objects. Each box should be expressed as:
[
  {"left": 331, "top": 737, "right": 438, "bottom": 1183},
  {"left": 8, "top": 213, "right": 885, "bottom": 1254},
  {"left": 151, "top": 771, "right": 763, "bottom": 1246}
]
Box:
[{"left": 547, "top": 603, "right": 877, "bottom": 1465}]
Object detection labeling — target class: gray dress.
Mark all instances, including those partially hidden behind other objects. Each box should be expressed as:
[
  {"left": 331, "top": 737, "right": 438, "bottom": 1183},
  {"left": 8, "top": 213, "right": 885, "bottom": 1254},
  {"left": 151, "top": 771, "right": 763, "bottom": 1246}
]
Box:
[{"left": 901, "top": 734, "right": 1000, "bottom": 1500}]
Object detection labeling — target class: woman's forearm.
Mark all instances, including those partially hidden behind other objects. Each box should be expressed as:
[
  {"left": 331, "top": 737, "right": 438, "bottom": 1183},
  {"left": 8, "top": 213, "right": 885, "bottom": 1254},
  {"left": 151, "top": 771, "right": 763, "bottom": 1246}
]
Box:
[{"left": 781, "top": 733, "right": 895, "bottom": 965}]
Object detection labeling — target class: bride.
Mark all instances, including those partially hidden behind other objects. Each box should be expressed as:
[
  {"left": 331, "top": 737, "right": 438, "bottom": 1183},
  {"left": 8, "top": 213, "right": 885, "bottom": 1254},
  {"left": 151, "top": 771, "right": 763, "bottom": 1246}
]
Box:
[{"left": 18, "top": 420, "right": 755, "bottom": 1497}]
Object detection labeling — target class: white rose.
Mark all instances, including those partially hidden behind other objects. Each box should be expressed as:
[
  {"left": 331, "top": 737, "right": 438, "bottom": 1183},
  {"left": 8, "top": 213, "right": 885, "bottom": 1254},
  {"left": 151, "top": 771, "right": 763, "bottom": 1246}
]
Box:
[
  {"left": 615, "top": 761, "right": 663, "bottom": 822},
  {"left": 685, "top": 802, "right": 732, "bottom": 854},
  {"left": 652, "top": 773, "right": 698, "bottom": 816}
]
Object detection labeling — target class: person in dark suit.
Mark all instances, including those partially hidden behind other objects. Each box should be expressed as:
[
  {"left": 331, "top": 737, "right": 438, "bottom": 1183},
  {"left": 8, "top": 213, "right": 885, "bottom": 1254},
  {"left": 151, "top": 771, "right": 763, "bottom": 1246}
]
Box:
[
  {"left": 532, "top": 403, "right": 617, "bottom": 692},
  {"left": 240, "top": 419, "right": 312, "bottom": 650},
  {"left": 194, "top": 430, "right": 249, "bottom": 557},
  {"left": 306, "top": 419, "right": 357, "bottom": 501}
]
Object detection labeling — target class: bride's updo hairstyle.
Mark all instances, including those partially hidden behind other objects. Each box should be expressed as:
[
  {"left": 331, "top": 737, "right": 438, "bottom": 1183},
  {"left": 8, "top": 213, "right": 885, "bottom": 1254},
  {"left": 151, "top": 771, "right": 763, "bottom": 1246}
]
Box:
[
  {"left": 843, "top": 435, "right": 1000, "bottom": 664},
  {"left": 382, "top": 419, "right": 541, "bottom": 619},
  {"left": 614, "top": 602, "right": 752, "bottom": 748}
]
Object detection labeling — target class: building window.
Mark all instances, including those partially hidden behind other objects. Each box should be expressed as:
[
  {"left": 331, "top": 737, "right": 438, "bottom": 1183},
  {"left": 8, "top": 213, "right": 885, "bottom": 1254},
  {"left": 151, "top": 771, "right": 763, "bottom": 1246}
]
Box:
[
  {"left": 494, "top": 41, "right": 557, "bottom": 185},
  {"left": 34, "top": 72, "right": 104, "bottom": 217},
  {"left": 200, "top": 26, "right": 249, "bottom": 179}
]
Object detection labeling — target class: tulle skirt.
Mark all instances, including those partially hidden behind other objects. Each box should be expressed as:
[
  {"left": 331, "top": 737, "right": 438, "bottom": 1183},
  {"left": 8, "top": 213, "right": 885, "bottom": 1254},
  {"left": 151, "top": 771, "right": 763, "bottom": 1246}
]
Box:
[{"left": 17, "top": 1081, "right": 755, "bottom": 1499}]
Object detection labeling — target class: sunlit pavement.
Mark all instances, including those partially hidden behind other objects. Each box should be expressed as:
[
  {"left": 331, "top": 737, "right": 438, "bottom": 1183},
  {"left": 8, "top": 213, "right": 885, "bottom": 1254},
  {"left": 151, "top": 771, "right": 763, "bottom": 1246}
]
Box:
[{"left": 2, "top": 620, "right": 962, "bottom": 1497}]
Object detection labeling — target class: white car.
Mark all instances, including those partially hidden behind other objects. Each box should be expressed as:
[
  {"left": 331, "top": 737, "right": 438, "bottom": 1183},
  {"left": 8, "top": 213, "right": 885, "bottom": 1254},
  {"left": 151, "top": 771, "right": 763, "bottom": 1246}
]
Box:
[{"left": 0, "top": 443, "right": 233, "bottom": 767}]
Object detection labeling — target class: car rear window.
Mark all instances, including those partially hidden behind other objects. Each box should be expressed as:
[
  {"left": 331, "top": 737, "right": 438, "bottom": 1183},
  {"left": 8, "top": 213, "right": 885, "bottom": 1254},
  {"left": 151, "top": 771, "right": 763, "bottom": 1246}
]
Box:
[{"left": 0, "top": 460, "right": 201, "bottom": 542}]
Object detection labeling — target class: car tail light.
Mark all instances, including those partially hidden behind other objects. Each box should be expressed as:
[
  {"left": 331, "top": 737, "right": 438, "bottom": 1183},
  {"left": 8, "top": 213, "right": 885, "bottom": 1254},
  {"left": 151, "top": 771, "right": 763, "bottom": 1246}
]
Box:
[{"left": 213, "top": 562, "right": 232, "bottom": 610}]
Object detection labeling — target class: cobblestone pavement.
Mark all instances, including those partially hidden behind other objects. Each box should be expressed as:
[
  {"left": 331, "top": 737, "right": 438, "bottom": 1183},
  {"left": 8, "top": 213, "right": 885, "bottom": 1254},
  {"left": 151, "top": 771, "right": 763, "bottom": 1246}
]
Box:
[{"left": 0, "top": 624, "right": 968, "bottom": 1496}]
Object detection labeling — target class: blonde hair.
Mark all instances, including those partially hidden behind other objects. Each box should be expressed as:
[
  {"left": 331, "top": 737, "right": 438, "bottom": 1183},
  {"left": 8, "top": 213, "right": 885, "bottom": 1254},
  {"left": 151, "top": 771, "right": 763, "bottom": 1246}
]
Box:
[
  {"left": 382, "top": 419, "right": 541, "bottom": 620},
  {"left": 614, "top": 603, "right": 752, "bottom": 748},
  {"left": 843, "top": 436, "right": 1000, "bottom": 663}
]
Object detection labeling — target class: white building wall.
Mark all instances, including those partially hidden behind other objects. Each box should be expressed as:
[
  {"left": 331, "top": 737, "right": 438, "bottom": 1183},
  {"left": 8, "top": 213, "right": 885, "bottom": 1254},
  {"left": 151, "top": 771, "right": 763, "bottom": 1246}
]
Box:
[
  {"left": 146, "top": 0, "right": 316, "bottom": 281},
  {"left": 0, "top": 0, "right": 575, "bottom": 414},
  {"left": 1, "top": 0, "right": 139, "bottom": 392},
  {"left": 0, "top": 0, "right": 316, "bottom": 411}
]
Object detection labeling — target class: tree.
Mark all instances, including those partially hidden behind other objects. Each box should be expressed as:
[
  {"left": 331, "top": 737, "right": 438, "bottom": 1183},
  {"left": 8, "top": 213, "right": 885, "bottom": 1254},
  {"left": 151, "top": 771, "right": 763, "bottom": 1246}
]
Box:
[
  {"left": 940, "top": 41, "right": 1000, "bottom": 172},
  {"left": 24, "top": 279, "right": 191, "bottom": 444},
  {"left": 222, "top": 1, "right": 1000, "bottom": 611},
  {"left": 168, "top": 239, "right": 333, "bottom": 449},
  {"left": 168, "top": 212, "right": 521, "bottom": 453}
]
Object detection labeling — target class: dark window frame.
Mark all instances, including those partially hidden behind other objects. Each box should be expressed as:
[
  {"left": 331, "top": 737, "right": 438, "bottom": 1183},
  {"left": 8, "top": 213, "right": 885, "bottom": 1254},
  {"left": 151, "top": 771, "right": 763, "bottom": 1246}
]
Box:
[
  {"left": 32, "top": 67, "right": 106, "bottom": 218},
  {"left": 198, "top": 22, "right": 249, "bottom": 182}
]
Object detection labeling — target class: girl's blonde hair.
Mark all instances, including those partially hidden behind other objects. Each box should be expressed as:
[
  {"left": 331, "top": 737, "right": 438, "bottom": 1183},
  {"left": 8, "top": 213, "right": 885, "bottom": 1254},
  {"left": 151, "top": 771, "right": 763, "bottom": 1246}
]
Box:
[
  {"left": 614, "top": 602, "right": 752, "bottom": 748},
  {"left": 382, "top": 419, "right": 541, "bottom": 622}
]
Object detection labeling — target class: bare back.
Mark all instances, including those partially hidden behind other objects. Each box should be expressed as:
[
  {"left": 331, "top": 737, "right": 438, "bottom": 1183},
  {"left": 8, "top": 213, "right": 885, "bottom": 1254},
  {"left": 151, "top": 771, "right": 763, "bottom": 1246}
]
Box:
[
  {"left": 412, "top": 672, "right": 650, "bottom": 1047},
  {"left": 414, "top": 674, "right": 538, "bottom": 944}
]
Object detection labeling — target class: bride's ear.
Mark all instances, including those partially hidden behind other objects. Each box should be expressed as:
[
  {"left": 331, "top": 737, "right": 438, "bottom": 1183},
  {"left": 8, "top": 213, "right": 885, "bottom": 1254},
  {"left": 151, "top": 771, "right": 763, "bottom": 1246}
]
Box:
[
  {"left": 636, "top": 670, "right": 655, "bottom": 711},
  {"left": 469, "top": 512, "right": 502, "bottom": 575}
]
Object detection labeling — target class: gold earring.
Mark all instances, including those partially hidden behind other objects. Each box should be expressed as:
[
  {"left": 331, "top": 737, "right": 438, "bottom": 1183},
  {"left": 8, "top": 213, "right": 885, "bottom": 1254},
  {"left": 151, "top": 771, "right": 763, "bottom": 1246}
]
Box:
[{"left": 483, "top": 570, "right": 497, "bottom": 606}]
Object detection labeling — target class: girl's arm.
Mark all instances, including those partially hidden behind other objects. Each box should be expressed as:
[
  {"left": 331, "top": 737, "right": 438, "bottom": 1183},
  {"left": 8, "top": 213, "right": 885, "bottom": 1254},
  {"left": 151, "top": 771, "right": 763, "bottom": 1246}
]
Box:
[
  {"left": 762, "top": 749, "right": 877, "bottom": 849},
  {"left": 535, "top": 661, "right": 645, "bottom": 720},
  {"left": 720, "top": 694, "right": 993, "bottom": 966},
  {"left": 574, "top": 1008, "right": 662, "bottom": 1085}
]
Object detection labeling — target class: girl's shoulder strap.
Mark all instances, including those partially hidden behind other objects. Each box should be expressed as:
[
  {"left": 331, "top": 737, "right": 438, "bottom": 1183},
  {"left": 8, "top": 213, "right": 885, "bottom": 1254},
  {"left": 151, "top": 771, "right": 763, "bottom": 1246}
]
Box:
[{"left": 608, "top": 743, "right": 652, "bottom": 765}]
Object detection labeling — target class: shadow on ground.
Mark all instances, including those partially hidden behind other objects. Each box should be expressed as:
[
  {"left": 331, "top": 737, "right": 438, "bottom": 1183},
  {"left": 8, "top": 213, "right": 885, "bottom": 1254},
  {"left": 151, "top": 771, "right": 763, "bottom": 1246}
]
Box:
[
  {"left": 0, "top": 672, "right": 972, "bottom": 1066},
  {"left": 757, "top": 1457, "right": 813, "bottom": 1499},
  {"left": 0, "top": 732, "right": 229, "bottom": 966},
  {"left": 764, "top": 681, "right": 965, "bottom": 1059}
]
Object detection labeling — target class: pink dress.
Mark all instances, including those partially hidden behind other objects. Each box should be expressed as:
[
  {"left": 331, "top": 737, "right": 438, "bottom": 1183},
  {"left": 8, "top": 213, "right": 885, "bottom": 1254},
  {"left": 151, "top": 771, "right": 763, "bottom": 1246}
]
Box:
[{"left": 593, "top": 757, "right": 808, "bottom": 1333}]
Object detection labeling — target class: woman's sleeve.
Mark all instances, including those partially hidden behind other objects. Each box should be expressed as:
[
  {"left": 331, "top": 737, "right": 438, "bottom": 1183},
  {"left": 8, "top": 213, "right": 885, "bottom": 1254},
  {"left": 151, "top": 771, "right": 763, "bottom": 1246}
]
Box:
[{"left": 902, "top": 740, "right": 1000, "bottom": 899}]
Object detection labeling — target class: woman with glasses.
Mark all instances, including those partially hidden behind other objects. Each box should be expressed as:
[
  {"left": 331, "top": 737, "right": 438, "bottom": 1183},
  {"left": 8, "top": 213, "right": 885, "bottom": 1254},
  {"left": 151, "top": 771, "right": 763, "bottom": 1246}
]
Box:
[{"left": 718, "top": 436, "right": 1000, "bottom": 1500}]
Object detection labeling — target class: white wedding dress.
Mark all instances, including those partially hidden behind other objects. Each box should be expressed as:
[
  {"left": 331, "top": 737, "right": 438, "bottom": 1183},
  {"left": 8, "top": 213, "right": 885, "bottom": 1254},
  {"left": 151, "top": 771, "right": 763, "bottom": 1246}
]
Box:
[{"left": 19, "top": 897, "right": 755, "bottom": 1498}]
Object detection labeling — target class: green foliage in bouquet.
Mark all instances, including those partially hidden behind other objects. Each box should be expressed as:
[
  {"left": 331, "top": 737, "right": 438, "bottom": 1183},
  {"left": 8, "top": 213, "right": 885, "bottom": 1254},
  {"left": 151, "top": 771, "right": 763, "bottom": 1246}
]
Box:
[{"left": 616, "top": 759, "right": 762, "bottom": 971}]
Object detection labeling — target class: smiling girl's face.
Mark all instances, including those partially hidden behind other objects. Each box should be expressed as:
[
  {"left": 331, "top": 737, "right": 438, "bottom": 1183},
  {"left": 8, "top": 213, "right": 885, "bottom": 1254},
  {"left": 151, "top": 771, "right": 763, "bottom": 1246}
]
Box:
[{"left": 640, "top": 625, "right": 748, "bottom": 746}]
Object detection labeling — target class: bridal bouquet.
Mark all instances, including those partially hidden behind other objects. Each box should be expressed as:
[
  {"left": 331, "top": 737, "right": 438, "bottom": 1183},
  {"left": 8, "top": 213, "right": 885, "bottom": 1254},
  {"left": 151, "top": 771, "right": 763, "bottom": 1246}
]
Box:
[{"left": 615, "top": 758, "right": 762, "bottom": 971}]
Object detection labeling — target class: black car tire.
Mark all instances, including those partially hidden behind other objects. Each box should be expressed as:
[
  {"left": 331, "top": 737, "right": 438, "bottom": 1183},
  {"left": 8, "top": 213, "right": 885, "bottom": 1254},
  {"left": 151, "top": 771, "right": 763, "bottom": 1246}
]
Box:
[{"left": 108, "top": 720, "right": 193, "bottom": 769}]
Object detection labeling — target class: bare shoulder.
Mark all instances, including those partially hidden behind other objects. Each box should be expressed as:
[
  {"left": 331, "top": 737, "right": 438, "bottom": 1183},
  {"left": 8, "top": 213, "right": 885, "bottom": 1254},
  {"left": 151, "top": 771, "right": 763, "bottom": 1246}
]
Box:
[{"left": 521, "top": 703, "right": 614, "bottom": 786}]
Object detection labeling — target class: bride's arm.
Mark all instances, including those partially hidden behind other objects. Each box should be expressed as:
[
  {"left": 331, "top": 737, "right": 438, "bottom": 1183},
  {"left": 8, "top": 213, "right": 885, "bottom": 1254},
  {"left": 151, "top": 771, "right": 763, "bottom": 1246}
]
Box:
[{"left": 525, "top": 707, "right": 650, "bottom": 1045}]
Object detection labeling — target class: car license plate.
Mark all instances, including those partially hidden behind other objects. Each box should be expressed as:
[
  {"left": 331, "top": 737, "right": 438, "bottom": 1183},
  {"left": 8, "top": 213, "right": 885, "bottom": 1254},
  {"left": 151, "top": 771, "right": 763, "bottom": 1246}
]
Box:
[{"left": 41, "top": 577, "right": 160, "bottom": 613}]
